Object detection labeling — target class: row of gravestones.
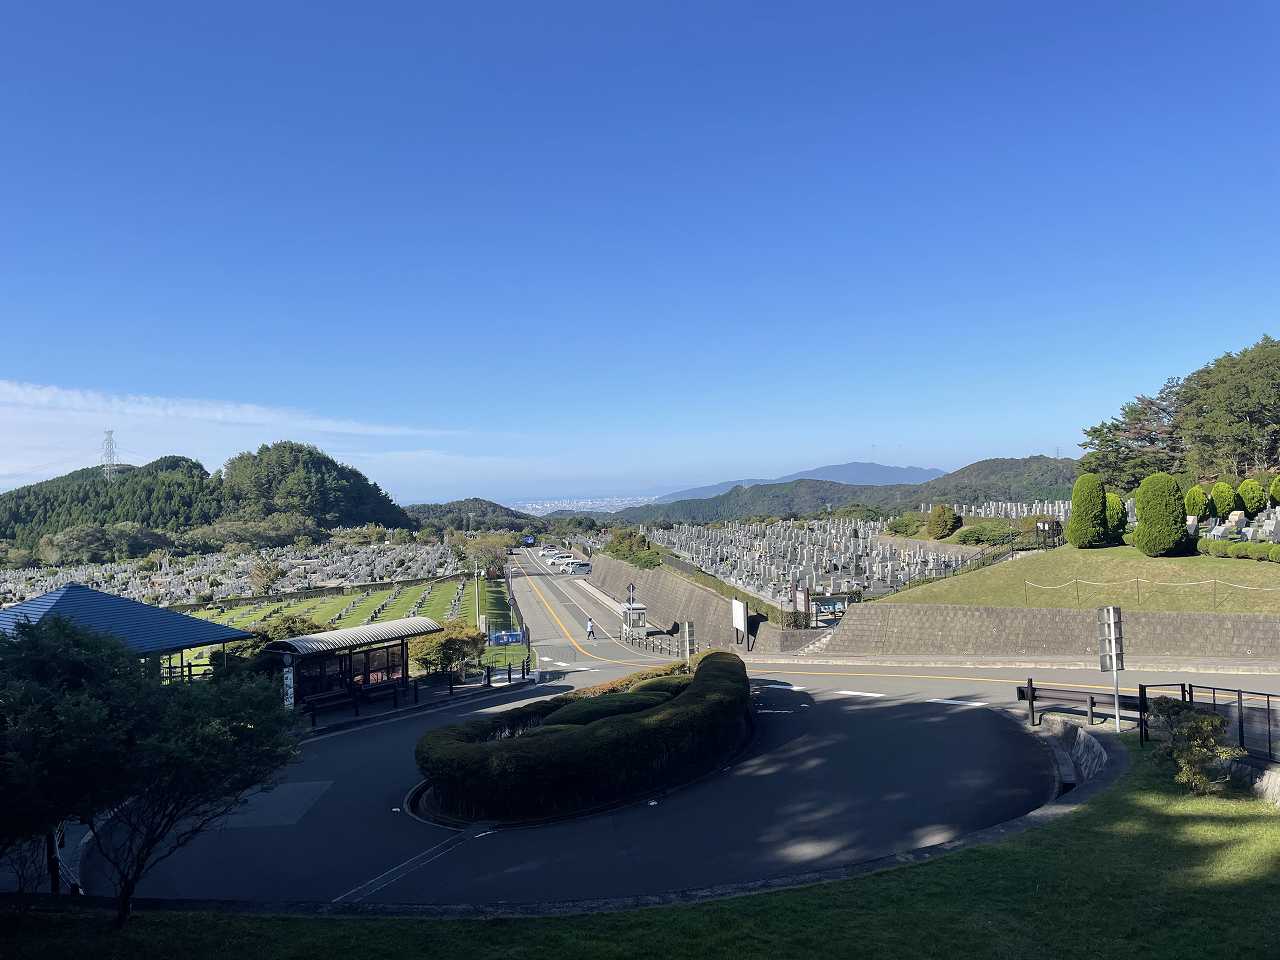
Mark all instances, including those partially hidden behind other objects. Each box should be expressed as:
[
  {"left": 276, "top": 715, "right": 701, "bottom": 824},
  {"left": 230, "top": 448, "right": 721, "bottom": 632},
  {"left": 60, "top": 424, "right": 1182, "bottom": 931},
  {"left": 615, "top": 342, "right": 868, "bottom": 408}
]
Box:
[
  {"left": 1203, "top": 507, "right": 1280, "bottom": 543},
  {"left": 920, "top": 500, "right": 1073, "bottom": 521},
  {"left": 363, "top": 584, "right": 403, "bottom": 625},
  {"left": 646, "top": 519, "right": 973, "bottom": 604},
  {"left": 0, "top": 539, "right": 461, "bottom": 607},
  {"left": 329, "top": 589, "right": 372, "bottom": 626}
]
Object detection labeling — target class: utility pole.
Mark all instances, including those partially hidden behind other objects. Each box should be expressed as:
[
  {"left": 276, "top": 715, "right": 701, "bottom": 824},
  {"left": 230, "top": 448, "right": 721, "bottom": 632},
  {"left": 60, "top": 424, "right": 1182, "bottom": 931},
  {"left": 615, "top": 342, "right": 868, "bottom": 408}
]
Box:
[{"left": 473, "top": 560, "right": 481, "bottom": 628}]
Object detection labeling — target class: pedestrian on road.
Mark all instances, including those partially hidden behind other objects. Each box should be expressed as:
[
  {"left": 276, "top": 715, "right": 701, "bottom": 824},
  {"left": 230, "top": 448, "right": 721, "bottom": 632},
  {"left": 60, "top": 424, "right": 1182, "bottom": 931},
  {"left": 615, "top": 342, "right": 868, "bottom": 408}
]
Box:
[{"left": 586, "top": 617, "right": 596, "bottom": 641}]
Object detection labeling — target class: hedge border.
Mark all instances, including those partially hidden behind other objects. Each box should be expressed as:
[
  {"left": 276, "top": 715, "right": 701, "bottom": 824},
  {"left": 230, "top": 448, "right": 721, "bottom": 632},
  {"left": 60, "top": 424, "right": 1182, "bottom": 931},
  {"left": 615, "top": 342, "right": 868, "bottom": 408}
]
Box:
[{"left": 414, "top": 652, "right": 752, "bottom": 824}]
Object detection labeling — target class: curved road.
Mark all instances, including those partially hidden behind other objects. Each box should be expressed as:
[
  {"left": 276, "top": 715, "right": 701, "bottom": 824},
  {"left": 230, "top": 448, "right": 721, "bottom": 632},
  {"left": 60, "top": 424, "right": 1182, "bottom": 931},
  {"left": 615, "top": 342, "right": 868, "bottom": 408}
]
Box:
[{"left": 84, "top": 549, "right": 1063, "bottom": 906}]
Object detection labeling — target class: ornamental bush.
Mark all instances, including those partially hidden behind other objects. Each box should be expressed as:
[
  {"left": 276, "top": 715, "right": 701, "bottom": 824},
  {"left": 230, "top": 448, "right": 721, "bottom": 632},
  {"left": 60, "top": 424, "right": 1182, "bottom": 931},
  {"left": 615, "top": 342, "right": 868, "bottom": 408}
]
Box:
[
  {"left": 1105, "top": 492, "right": 1127, "bottom": 544},
  {"left": 1208, "top": 540, "right": 1230, "bottom": 558},
  {"left": 1184, "top": 485, "right": 1209, "bottom": 520},
  {"left": 1196, "top": 537, "right": 1211, "bottom": 555},
  {"left": 926, "top": 504, "right": 961, "bottom": 540},
  {"left": 415, "top": 652, "right": 751, "bottom": 821},
  {"left": 1229, "top": 542, "right": 1251, "bottom": 559},
  {"left": 1271, "top": 477, "right": 1280, "bottom": 507},
  {"left": 1066, "top": 473, "right": 1109, "bottom": 548},
  {"left": 1269, "top": 545, "right": 1280, "bottom": 563},
  {"left": 1237, "top": 479, "right": 1267, "bottom": 518},
  {"left": 1148, "top": 697, "right": 1245, "bottom": 794},
  {"left": 1132, "top": 472, "right": 1188, "bottom": 557},
  {"left": 1210, "top": 481, "right": 1238, "bottom": 518},
  {"left": 543, "top": 690, "right": 673, "bottom": 726},
  {"left": 1247, "top": 542, "right": 1273, "bottom": 561}
]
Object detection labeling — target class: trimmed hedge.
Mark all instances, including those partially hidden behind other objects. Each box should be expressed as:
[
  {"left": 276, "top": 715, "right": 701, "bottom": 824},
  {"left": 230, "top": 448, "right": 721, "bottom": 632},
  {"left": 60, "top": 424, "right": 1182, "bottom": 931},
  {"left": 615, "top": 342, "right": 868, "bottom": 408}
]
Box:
[
  {"left": 543, "top": 691, "right": 673, "bottom": 726},
  {"left": 1067, "top": 473, "right": 1109, "bottom": 548},
  {"left": 415, "top": 652, "right": 751, "bottom": 821},
  {"left": 1132, "top": 472, "right": 1187, "bottom": 557},
  {"left": 630, "top": 674, "right": 695, "bottom": 696}
]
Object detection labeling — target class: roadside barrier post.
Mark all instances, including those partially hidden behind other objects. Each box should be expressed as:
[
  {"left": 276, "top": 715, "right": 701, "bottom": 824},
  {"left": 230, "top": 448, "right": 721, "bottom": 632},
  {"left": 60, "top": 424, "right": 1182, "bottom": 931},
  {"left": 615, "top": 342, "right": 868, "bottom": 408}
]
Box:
[
  {"left": 1025, "top": 677, "right": 1036, "bottom": 726},
  {"left": 508, "top": 664, "right": 512, "bottom": 684},
  {"left": 1087, "top": 695, "right": 1094, "bottom": 726},
  {"left": 485, "top": 665, "right": 492, "bottom": 687},
  {"left": 1238, "top": 689, "right": 1247, "bottom": 749},
  {"left": 1138, "top": 685, "right": 1148, "bottom": 745}
]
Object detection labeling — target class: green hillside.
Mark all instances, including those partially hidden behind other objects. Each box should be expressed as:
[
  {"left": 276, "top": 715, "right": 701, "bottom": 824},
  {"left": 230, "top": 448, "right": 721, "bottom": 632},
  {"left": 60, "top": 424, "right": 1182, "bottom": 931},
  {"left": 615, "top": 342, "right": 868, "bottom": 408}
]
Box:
[
  {"left": 608, "top": 456, "right": 1077, "bottom": 525},
  {"left": 884, "top": 544, "right": 1280, "bottom": 614},
  {"left": 403, "top": 498, "right": 544, "bottom": 536},
  {"left": 0, "top": 442, "right": 411, "bottom": 559}
]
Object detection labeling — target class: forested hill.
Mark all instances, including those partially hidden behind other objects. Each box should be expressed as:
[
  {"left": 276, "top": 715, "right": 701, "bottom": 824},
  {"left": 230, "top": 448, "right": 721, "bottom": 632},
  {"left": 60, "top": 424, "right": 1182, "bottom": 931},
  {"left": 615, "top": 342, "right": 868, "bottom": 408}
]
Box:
[
  {"left": 403, "top": 498, "right": 544, "bottom": 536},
  {"left": 0, "top": 442, "right": 410, "bottom": 550},
  {"left": 605, "top": 456, "right": 1079, "bottom": 524}
]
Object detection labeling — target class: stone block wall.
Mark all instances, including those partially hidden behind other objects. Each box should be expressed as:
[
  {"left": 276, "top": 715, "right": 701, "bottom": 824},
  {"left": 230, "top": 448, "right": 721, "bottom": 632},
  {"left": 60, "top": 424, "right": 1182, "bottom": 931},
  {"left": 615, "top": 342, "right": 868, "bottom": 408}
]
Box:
[{"left": 828, "top": 602, "right": 1280, "bottom": 661}]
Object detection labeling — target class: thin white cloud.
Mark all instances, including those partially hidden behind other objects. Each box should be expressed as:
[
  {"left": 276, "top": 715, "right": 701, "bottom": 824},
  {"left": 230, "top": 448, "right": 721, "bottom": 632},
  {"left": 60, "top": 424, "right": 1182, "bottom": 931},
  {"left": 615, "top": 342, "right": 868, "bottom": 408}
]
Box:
[{"left": 0, "top": 380, "right": 455, "bottom": 439}]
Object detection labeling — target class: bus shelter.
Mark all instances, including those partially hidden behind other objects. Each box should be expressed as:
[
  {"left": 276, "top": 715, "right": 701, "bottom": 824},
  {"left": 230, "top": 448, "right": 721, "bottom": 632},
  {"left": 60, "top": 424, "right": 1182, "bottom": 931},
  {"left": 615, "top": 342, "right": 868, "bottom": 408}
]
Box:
[{"left": 265, "top": 616, "right": 442, "bottom": 708}]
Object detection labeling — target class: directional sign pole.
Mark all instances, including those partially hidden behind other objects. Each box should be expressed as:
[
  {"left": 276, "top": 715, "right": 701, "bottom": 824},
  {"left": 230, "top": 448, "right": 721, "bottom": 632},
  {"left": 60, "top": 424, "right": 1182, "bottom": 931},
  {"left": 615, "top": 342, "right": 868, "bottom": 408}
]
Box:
[{"left": 1111, "top": 632, "right": 1122, "bottom": 733}]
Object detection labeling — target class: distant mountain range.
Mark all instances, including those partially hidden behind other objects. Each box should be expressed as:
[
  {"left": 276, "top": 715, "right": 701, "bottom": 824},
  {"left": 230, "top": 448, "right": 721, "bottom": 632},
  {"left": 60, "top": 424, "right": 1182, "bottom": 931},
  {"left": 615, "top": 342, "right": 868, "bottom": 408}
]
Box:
[
  {"left": 588, "top": 456, "right": 1078, "bottom": 525},
  {"left": 654, "top": 460, "right": 945, "bottom": 503}
]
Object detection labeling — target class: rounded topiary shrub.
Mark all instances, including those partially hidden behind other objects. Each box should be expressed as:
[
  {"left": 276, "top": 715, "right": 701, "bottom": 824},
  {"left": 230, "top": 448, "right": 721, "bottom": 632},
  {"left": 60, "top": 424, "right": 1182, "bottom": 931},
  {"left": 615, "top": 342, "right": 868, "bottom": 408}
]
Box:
[
  {"left": 1105, "top": 492, "right": 1127, "bottom": 544},
  {"left": 1208, "top": 540, "right": 1230, "bottom": 558},
  {"left": 1238, "top": 479, "right": 1267, "bottom": 518},
  {"left": 1196, "top": 537, "right": 1212, "bottom": 555},
  {"left": 1210, "top": 481, "right": 1238, "bottom": 518},
  {"left": 1229, "top": 542, "right": 1252, "bottom": 559},
  {"left": 1132, "top": 472, "right": 1188, "bottom": 557},
  {"left": 1185, "top": 485, "right": 1209, "bottom": 521},
  {"left": 415, "top": 652, "right": 751, "bottom": 821},
  {"left": 1067, "top": 473, "right": 1109, "bottom": 548},
  {"left": 1269, "top": 545, "right": 1280, "bottom": 563}
]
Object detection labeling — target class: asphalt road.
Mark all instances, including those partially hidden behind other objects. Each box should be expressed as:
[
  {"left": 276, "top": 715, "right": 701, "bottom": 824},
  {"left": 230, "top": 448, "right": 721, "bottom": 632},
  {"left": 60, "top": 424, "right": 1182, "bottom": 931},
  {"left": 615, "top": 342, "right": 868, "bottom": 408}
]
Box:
[{"left": 77, "top": 548, "right": 1280, "bottom": 908}]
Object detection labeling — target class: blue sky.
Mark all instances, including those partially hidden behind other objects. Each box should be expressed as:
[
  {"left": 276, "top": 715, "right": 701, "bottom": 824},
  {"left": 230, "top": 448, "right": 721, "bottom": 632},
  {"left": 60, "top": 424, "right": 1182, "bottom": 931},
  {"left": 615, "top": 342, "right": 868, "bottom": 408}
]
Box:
[{"left": 2, "top": 2, "right": 1277, "bottom": 504}]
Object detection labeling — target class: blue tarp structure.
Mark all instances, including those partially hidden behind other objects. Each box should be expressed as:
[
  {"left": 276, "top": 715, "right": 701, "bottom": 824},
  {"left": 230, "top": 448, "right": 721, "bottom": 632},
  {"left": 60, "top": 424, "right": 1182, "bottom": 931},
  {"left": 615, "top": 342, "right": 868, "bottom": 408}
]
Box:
[{"left": 0, "top": 583, "right": 253, "bottom": 656}]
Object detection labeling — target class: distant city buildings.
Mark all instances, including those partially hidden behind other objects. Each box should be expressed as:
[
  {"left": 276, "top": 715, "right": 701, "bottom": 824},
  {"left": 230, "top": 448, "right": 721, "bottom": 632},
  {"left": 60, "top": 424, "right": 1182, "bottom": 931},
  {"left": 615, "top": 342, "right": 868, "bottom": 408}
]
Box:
[{"left": 512, "top": 496, "right": 656, "bottom": 517}]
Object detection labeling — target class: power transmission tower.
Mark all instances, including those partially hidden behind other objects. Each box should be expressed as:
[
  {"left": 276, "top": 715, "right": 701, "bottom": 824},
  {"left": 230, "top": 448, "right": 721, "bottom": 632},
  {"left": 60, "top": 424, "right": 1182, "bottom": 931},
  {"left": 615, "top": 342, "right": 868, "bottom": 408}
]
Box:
[{"left": 102, "top": 429, "right": 119, "bottom": 483}]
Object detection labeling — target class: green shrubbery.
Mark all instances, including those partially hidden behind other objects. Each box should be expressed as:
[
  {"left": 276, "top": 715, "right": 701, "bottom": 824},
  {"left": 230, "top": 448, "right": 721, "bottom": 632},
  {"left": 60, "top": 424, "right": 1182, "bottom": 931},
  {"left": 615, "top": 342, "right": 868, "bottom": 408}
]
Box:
[
  {"left": 1210, "top": 481, "right": 1238, "bottom": 518},
  {"left": 926, "top": 505, "right": 961, "bottom": 540},
  {"left": 1148, "top": 697, "right": 1245, "bottom": 794},
  {"left": 1185, "top": 485, "right": 1209, "bottom": 520},
  {"left": 1104, "top": 492, "right": 1127, "bottom": 543},
  {"left": 1237, "top": 478, "right": 1267, "bottom": 517},
  {"left": 1132, "top": 472, "right": 1187, "bottom": 557},
  {"left": 953, "top": 520, "right": 1015, "bottom": 546},
  {"left": 542, "top": 691, "right": 673, "bottom": 726},
  {"left": 1066, "top": 473, "right": 1109, "bottom": 548},
  {"left": 603, "top": 529, "right": 662, "bottom": 569},
  {"left": 415, "top": 652, "right": 751, "bottom": 820}
]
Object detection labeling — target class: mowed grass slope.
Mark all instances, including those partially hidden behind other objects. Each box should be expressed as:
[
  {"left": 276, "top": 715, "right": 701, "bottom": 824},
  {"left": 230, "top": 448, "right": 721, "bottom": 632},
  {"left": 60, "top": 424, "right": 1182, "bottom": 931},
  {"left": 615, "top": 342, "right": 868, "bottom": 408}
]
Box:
[
  {"left": 5, "top": 738, "right": 1278, "bottom": 959},
  {"left": 883, "top": 544, "right": 1280, "bottom": 613}
]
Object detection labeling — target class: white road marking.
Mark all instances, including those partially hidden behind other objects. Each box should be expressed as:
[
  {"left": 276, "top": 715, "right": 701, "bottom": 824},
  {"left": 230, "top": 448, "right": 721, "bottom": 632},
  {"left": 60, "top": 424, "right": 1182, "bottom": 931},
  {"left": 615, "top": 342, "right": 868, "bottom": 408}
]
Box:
[
  {"left": 756, "top": 709, "right": 795, "bottom": 714},
  {"left": 836, "top": 690, "right": 885, "bottom": 698},
  {"left": 759, "top": 683, "right": 805, "bottom": 690},
  {"left": 926, "top": 698, "right": 989, "bottom": 708},
  {"left": 332, "top": 833, "right": 468, "bottom": 903}
]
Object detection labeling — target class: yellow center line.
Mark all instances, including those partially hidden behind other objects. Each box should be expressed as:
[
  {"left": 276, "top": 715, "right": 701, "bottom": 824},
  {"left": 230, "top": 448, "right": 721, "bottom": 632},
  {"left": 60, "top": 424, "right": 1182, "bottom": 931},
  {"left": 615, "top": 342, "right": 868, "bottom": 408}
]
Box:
[{"left": 512, "top": 554, "right": 665, "bottom": 668}]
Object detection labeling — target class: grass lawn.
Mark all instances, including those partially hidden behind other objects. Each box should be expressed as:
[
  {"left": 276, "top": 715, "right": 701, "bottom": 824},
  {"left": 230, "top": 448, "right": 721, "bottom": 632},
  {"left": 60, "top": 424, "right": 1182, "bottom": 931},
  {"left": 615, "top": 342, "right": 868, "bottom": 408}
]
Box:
[
  {"left": 884, "top": 544, "right": 1280, "bottom": 613},
  {"left": 480, "top": 643, "right": 534, "bottom": 670},
  {"left": 4, "top": 736, "right": 1277, "bottom": 959}
]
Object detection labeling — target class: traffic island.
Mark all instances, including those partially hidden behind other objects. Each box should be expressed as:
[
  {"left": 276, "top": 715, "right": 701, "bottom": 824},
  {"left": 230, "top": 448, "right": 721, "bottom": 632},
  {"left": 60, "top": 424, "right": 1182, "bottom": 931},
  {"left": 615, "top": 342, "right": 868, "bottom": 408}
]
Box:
[{"left": 412, "top": 652, "right": 752, "bottom": 824}]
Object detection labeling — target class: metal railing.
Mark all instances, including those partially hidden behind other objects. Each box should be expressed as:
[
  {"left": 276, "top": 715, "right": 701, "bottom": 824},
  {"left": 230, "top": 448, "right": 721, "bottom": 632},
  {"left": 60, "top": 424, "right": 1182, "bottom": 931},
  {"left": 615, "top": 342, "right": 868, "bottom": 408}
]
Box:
[{"left": 1145, "top": 682, "right": 1277, "bottom": 761}]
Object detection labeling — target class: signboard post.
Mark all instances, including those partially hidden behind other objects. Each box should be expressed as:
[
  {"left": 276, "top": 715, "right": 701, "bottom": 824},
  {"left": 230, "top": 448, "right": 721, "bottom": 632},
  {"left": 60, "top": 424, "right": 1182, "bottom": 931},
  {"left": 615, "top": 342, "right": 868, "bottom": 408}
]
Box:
[
  {"left": 1097, "top": 606, "right": 1124, "bottom": 732},
  {"left": 731, "top": 598, "right": 748, "bottom": 646}
]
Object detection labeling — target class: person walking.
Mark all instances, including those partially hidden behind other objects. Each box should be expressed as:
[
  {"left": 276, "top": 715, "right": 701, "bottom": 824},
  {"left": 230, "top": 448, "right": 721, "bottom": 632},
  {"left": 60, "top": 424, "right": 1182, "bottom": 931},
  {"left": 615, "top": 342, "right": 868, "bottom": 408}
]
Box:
[{"left": 586, "top": 617, "right": 596, "bottom": 641}]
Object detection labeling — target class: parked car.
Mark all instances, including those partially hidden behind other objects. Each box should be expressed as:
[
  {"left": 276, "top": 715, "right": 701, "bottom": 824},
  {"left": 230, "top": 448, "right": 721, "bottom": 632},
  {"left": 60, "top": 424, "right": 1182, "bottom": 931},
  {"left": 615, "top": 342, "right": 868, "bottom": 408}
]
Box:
[{"left": 565, "top": 561, "right": 591, "bottom": 575}]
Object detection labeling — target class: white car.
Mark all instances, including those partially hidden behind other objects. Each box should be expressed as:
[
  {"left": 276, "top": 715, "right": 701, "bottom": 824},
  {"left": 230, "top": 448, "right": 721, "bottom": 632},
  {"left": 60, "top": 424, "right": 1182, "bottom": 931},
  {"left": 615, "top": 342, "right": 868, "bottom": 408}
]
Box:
[{"left": 547, "top": 554, "right": 573, "bottom": 568}]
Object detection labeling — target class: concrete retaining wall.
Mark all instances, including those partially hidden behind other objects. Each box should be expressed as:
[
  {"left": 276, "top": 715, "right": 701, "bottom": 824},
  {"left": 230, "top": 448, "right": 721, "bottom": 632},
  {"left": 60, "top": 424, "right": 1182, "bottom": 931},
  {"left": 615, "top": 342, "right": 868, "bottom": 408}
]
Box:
[
  {"left": 829, "top": 602, "right": 1280, "bottom": 661},
  {"left": 1229, "top": 759, "right": 1280, "bottom": 808},
  {"left": 587, "top": 554, "right": 816, "bottom": 654}
]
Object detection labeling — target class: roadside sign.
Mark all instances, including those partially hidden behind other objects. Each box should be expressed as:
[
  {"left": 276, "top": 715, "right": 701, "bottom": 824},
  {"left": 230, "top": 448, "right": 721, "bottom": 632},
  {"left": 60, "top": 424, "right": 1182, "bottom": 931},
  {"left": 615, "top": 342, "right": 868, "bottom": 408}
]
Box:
[{"left": 1097, "top": 606, "right": 1124, "bottom": 732}]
